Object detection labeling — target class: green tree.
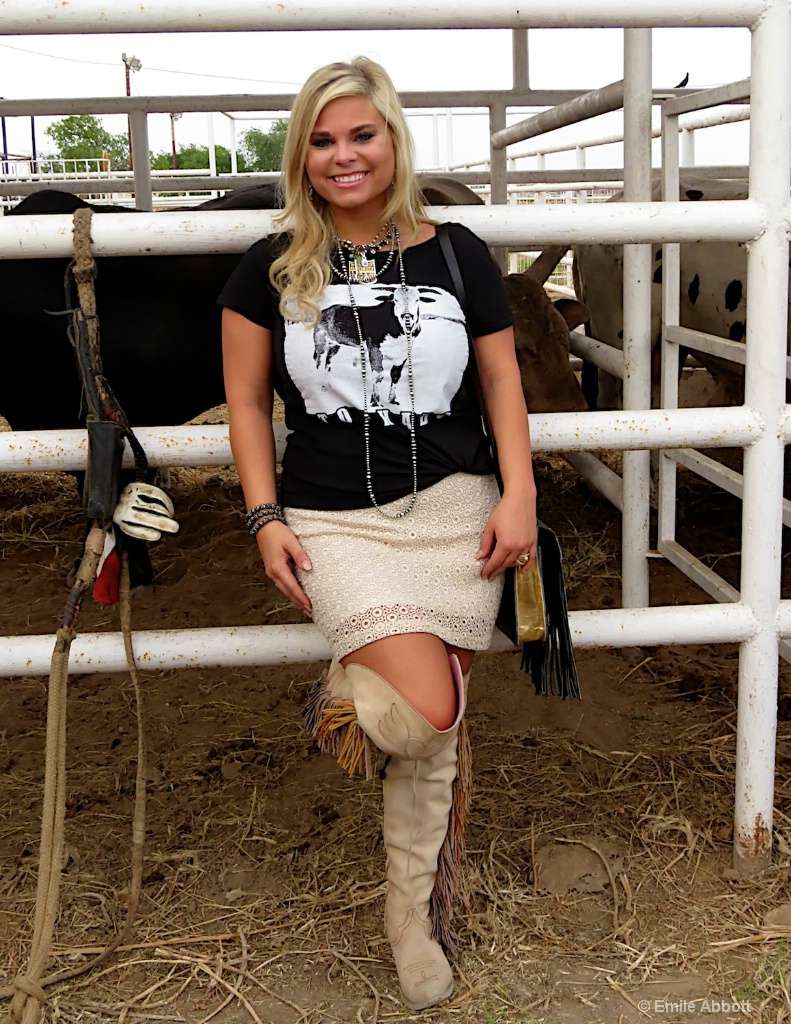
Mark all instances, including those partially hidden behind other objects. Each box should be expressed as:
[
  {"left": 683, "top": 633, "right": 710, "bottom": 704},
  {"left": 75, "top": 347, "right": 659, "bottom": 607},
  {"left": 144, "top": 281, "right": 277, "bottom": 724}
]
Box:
[
  {"left": 44, "top": 115, "right": 129, "bottom": 170},
  {"left": 150, "top": 143, "right": 246, "bottom": 174},
  {"left": 239, "top": 118, "right": 288, "bottom": 171}
]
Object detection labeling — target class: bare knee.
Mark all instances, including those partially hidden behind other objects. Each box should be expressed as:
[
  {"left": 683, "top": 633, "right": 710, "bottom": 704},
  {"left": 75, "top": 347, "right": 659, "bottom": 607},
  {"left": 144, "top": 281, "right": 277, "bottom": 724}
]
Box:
[{"left": 342, "top": 634, "right": 458, "bottom": 731}]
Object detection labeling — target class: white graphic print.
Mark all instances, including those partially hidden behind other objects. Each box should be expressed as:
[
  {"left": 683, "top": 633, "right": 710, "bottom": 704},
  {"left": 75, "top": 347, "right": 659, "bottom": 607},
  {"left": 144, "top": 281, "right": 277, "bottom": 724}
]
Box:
[{"left": 283, "top": 283, "right": 469, "bottom": 424}]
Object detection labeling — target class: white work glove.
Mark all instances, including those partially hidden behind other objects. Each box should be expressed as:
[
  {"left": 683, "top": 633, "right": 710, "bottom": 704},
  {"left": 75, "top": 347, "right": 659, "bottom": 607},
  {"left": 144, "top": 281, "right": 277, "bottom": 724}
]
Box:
[{"left": 113, "top": 482, "right": 180, "bottom": 542}]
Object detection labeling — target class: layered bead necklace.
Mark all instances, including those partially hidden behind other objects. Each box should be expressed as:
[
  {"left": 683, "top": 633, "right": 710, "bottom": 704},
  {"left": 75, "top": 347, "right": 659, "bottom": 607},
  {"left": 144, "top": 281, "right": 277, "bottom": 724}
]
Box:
[
  {"left": 332, "top": 222, "right": 396, "bottom": 283},
  {"left": 334, "top": 222, "right": 418, "bottom": 519}
]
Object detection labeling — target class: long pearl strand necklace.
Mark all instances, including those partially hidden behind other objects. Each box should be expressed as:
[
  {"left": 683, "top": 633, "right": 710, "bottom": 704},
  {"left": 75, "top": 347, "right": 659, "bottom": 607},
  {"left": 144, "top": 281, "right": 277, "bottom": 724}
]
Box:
[{"left": 335, "top": 223, "right": 419, "bottom": 519}]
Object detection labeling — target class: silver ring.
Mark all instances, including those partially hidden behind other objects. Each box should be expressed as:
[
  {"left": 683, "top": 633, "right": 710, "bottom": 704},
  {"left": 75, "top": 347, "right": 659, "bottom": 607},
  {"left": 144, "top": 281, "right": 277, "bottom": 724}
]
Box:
[{"left": 516, "top": 553, "right": 529, "bottom": 567}]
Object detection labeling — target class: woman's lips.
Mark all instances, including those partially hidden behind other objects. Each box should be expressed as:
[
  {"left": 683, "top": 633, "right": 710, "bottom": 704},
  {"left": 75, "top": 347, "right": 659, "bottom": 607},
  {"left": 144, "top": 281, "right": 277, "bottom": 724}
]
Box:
[{"left": 330, "top": 171, "right": 370, "bottom": 188}]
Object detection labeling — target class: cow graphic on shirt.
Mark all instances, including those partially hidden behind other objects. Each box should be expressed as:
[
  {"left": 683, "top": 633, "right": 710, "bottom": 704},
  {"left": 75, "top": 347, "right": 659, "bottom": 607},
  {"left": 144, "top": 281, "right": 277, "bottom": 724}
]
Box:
[{"left": 283, "top": 283, "right": 468, "bottom": 424}]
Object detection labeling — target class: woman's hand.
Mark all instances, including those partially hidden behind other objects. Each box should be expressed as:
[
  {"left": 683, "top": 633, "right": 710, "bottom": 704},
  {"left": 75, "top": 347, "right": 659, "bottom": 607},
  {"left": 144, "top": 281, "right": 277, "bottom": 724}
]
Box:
[
  {"left": 257, "top": 521, "right": 313, "bottom": 615},
  {"left": 477, "top": 489, "right": 538, "bottom": 580}
]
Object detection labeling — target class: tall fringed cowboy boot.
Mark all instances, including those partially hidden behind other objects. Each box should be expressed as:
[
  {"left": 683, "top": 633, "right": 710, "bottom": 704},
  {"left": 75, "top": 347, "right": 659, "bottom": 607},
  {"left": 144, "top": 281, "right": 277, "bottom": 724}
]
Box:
[
  {"left": 303, "top": 658, "right": 374, "bottom": 779},
  {"left": 344, "top": 655, "right": 471, "bottom": 1011}
]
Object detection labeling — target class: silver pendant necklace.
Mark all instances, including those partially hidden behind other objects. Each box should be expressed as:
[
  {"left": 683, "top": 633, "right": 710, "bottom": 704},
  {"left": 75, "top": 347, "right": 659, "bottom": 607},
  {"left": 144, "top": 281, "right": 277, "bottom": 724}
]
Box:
[
  {"left": 336, "top": 224, "right": 419, "bottom": 519},
  {"left": 332, "top": 223, "right": 396, "bottom": 284}
]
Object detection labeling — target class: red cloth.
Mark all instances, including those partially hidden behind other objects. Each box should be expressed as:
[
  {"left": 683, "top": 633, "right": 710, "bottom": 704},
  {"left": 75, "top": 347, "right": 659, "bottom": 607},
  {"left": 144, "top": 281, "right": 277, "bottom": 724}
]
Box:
[{"left": 93, "top": 546, "right": 121, "bottom": 605}]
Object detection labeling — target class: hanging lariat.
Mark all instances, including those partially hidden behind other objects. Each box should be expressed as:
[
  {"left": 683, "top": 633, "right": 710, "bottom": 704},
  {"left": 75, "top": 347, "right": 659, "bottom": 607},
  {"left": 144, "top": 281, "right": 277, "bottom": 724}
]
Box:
[{"left": 335, "top": 223, "right": 419, "bottom": 519}]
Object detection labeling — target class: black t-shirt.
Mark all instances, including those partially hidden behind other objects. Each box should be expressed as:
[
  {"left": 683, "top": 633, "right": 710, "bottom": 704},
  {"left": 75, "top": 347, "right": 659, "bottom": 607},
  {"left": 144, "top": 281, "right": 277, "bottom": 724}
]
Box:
[{"left": 218, "top": 222, "right": 513, "bottom": 510}]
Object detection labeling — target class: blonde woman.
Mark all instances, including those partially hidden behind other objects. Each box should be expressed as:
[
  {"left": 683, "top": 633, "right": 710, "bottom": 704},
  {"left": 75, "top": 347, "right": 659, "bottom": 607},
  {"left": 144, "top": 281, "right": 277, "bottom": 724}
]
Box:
[{"left": 219, "top": 58, "right": 536, "bottom": 1011}]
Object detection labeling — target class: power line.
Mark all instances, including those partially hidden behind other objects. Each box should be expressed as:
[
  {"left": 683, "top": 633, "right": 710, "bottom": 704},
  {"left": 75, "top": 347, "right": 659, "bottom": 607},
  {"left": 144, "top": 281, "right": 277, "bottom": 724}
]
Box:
[{"left": 0, "top": 41, "right": 301, "bottom": 86}]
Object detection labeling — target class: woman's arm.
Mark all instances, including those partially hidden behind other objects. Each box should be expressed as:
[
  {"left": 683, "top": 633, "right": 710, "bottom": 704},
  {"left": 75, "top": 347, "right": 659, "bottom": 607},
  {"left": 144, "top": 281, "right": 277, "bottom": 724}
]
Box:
[
  {"left": 222, "top": 308, "right": 312, "bottom": 613},
  {"left": 472, "top": 325, "right": 538, "bottom": 580}
]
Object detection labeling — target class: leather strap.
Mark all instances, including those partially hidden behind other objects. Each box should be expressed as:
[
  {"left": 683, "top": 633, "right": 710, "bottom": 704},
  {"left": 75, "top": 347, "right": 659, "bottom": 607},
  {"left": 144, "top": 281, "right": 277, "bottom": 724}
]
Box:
[{"left": 435, "top": 222, "right": 503, "bottom": 492}]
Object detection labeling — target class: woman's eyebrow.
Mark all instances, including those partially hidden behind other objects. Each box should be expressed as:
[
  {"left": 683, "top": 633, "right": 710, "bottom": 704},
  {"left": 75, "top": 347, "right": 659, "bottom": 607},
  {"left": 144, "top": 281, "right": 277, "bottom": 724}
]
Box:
[{"left": 309, "top": 122, "right": 379, "bottom": 138}]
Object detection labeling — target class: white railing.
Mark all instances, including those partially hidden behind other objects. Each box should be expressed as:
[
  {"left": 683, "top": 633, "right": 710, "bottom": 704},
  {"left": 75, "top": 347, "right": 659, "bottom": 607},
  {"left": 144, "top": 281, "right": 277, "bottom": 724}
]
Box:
[
  {"left": 452, "top": 99, "right": 751, "bottom": 170},
  {"left": 0, "top": 2, "right": 788, "bottom": 880}
]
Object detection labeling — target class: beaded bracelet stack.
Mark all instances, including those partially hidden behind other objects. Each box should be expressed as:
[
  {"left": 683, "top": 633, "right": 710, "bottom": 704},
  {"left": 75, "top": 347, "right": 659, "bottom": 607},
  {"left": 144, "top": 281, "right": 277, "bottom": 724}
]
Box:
[{"left": 244, "top": 502, "right": 286, "bottom": 538}]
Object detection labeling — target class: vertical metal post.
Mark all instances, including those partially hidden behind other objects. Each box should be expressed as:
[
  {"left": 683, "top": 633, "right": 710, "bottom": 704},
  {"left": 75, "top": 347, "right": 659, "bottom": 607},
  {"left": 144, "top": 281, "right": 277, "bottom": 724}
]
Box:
[
  {"left": 124, "top": 64, "right": 132, "bottom": 170},
  {"left": 229, "top": 116, "right": 238, "bottom": 176},
  {"left": 681, "top": 127, "right": 695, "bottom": 166},
  {"left": 432, "top": 113, "right": 440, "bottom": 169},
  {"left": 0, "top": 105, "right": 8, "bottom": 175},
  {"left": 489, "top": 102, "right": 508, "bottom": 272},
  {"left": 445, "top": 108, "right": 454, "bottom": 170},
  {"left": 658, "top": 109, "right": 681, "bottom": 550},
  {"left": 30, "top": 115, "right": 38, "bottom": 174},
  {"left": 575, "top": 145, "right": 588, "bottom": 204},
  {"left": 170, "top": 113, "right": 178, "bottom": 170},
  {"left": 621, "top": 28, "right": 653, "bottom": 608},
  {"left": 535, "top": 152, "right": 546, "bottom": 205},
  {"left": 128, "top": 108, "right": 153, "bottom": 212},
  {"left": 207, "top": 113, "right": 218, "bottom": 198},
  {"left": 512, "top": 28, "right": 529, "bottom": 92},
  {"left": 733, "top": 0, "right": 790, "bottom": 877}
]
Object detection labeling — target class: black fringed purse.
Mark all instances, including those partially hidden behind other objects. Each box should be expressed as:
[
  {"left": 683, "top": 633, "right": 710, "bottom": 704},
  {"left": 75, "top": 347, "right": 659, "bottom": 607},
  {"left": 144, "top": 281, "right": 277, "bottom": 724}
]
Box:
[{"left": 436, "top": 224, "right": 581, "bottom": 700}]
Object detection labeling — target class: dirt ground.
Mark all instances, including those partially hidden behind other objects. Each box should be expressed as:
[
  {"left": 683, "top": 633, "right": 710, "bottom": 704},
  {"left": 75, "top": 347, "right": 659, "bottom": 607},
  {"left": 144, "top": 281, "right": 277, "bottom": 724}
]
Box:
[{"left": 1, "top": 446, "right": 790, "bottom": 1024}]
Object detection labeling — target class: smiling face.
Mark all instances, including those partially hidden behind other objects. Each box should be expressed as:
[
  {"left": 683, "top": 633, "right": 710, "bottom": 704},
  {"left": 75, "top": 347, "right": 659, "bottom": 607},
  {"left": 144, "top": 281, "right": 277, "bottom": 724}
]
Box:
[{"left": 305, "top": 95, "right": 396, "bottom": 234}]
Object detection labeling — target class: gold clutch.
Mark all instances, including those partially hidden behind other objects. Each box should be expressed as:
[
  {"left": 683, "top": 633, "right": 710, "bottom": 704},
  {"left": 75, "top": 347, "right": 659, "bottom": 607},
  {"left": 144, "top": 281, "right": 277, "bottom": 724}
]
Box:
[{"left": 514, "top": 557, "right": 546, "bottom": 643}]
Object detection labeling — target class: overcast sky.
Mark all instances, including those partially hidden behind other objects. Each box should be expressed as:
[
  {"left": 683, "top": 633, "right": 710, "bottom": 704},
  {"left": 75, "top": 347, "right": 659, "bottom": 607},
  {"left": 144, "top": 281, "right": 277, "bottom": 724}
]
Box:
[{"left": 1, "top": 27, "right": 752, "bottom": 171}]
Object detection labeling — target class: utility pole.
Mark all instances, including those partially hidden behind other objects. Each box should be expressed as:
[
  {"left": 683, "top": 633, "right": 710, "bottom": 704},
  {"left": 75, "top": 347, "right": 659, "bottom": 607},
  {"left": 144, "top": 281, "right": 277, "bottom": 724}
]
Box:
[
  {"left": 0, "top": 98, "right": 8, "bottom": 176},
  {"left": 121, "top": 53, "right": 141, "bottom": 170},
  {"left": 30, "top": 116, "right": 38, "bottom": 174},
  {"left": 170, "top": 112, "right": 182, "bottom": 170}
]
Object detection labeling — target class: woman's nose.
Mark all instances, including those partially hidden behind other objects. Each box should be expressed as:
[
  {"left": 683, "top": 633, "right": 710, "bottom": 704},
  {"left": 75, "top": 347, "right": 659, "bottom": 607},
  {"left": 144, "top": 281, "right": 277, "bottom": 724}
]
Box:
[{"left": 334, "top": 139, "right": 355, "bottom": 163}]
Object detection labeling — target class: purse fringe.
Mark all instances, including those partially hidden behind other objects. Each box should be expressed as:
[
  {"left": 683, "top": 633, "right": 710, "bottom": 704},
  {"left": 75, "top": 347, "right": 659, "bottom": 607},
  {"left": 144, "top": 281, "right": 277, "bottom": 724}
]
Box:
[
  {"left": 302, "top": 672, "right": 374, "bottom": 780},
  {"left": 429, "top": 717, "right": 472, "bottom": 955},
  {"left": 523, "top": 524, "right": 582, "bottom": 701}
]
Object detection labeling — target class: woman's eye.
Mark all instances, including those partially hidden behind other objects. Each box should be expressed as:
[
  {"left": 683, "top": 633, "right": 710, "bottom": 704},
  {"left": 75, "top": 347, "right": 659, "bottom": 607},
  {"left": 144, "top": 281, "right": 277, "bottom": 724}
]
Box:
[
  {"left": 356, "top": 132, "right": 374, "bottom": 143},
  {"left": 310, "top": 138, "right": 332, "bottom": 149}
]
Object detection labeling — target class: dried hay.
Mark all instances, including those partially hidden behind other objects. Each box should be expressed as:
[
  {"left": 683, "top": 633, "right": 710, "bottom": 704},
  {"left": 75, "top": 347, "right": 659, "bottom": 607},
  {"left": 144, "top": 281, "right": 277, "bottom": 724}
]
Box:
[{"left": 2, "top": 671, "right": 790, "bottom": 1024}]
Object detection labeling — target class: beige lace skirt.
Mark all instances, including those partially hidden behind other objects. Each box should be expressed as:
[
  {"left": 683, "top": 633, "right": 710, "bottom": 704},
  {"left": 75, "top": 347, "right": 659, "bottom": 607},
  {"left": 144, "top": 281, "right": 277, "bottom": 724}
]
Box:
[{"left": 285, "top": 473, "right": 504, "bottom": 659}]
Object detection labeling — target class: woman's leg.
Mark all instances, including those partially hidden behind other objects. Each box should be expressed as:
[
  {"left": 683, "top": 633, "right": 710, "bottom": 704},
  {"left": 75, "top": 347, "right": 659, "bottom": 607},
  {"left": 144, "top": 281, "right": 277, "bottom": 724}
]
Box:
[
  {"left": 341, "top": 633, "right": 470, "bottom": 731},
  {"left": 332, "top": 634, "right": 473, "bottom": 1011}
]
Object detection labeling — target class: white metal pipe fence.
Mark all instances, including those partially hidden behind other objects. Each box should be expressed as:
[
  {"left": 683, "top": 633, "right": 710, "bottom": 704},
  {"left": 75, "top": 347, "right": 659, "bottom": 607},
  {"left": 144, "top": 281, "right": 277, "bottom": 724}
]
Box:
[
  {"left": 0, "top": 1, "right": 788, "bottom": 878},
  {"left": 2, "top": 604, "right": 761, "bottom": 678},
  {"left": 0, "top": 0, "right": 766, "bottom": 31},
  {"left": 621, "top": 29, "right": 653, "bottom": 608},
  {"left": 0, "top": 406, "right": 765, "bottom": 473},
  {"left": 491, "top": 80, "right": 625, "bottom": 150},
  {"left": 0, "top": 202, "right": 764, "bottom": 258}
]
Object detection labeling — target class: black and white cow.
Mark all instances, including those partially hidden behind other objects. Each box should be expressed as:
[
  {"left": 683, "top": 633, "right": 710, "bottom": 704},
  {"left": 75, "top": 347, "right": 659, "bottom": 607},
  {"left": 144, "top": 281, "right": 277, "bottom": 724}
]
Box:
[{"left": 543, "top": 173, "right": 791, "bottom": 408}]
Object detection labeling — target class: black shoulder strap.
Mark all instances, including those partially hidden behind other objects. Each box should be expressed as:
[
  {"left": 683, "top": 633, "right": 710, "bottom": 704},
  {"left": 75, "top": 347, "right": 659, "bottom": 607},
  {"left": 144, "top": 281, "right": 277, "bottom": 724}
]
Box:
[
  {"left": 436, "top": 223, "right": 467, "bottom": 310},
  {"left": 436, "top": 222, "right": 501, "bottom": 487}
]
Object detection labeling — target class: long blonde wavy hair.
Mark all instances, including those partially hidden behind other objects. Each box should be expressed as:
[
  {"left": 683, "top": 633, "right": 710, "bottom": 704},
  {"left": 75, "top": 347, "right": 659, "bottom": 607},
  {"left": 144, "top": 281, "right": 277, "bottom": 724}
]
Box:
[{"left": 271, "top": 57, "right": 427, "bottom": 327}]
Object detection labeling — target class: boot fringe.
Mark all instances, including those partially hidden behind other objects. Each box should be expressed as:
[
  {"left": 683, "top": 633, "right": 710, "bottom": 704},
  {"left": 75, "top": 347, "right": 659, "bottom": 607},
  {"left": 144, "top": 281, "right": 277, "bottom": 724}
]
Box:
[
  {"left": 303, "top": 673, "right": 374, "bottom": 780},
  {"left": 430, "top": 717, "right": 472, "bottom": 954}
]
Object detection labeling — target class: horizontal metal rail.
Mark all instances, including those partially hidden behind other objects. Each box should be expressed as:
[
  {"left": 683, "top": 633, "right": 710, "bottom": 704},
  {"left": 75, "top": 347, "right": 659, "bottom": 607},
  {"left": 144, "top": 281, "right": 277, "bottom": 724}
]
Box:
[
  {"left": 0, "top": 166, "right": 751, "bottom": 200},
  {"left": 569, "top": 329, "right": 625, "bottom": 378},
  {"left": 658, "top": 538, "right": 741, "bottom": 603},
  {"left": 0, "top": 201, "right": 766, "bottom": 258},
  {"left": 0, "top": 0, "right": 766, "bottom": 34},
  {"left": 664, "top": 78, "right": 751, "bottom": 117},
  {"left": 668, "top": 447, "right": 791, "bottom": 527},
  {"left": 564, "top": 452, "right": 624, "bottom": 509},
  {"left": 0, "top": 602, "right": 759, "bottom": 678},
  {"left": 0, "top": 407, "right": 765, "bottom": 473},
  {"left": 502, "top": 107, "right": 751, "bottom": 162},
  {"left": 491, "top": 80, "right": 625, "bottom": 150},
  {"left": 0, "top": 90, "right": 591, "bottom": 117},
  {"left": 666, "top": 325, "right": 791, "bottom": 381}
]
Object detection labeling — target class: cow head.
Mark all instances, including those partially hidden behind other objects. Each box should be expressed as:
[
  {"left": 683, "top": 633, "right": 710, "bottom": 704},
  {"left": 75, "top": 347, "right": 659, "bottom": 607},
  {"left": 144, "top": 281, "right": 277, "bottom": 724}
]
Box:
[{"left": 503, "top": 269, "right": 589, "bottom": 413}]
